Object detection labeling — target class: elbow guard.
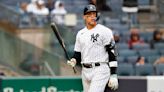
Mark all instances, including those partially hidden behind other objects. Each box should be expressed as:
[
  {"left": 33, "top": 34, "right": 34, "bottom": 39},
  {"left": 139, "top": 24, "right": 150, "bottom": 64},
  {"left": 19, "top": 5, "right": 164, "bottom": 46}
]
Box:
[{"left": 105, "top": 41, "right": 118, "bottom": 61}]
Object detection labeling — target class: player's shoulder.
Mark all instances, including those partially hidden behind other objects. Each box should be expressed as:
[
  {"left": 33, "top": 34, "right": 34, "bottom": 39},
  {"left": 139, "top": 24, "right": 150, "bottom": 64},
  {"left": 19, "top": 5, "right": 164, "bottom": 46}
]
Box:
[
  {"left": 97, "top": 24, "right": 113, "bottom": 32},
  {"left": 77, "top": 27, "right": 86, "bottom": 35}
]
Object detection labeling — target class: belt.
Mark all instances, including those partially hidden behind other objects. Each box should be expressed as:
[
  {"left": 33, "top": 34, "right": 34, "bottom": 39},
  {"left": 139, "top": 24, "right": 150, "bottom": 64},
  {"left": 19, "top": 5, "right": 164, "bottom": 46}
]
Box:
[{"left": 82, "top": 63, "right": 100, "bottom": 68}]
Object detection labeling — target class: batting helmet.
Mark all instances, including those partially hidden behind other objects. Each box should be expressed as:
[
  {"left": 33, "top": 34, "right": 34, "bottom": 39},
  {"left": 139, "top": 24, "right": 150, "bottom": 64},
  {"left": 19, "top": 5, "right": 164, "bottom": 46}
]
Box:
[{"left": 83, "top": 4, "right": 97, "bottom": 15}]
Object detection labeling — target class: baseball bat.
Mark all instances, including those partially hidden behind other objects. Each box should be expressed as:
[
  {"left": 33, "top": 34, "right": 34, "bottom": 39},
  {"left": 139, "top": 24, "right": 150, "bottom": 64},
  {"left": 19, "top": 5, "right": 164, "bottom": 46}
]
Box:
[{"left": 50, "top": 23, "right": 76, "bottom": 74}]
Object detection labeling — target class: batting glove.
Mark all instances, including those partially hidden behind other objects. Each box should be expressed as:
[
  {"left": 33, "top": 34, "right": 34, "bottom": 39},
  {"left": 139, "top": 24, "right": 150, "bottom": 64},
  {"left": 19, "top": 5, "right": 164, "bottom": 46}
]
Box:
[
  {"left": 108, "top": 74, "right": 118, "bottom": 90},
  {"left": 67, "top": 58, "right": 77, "bottom": 67}
]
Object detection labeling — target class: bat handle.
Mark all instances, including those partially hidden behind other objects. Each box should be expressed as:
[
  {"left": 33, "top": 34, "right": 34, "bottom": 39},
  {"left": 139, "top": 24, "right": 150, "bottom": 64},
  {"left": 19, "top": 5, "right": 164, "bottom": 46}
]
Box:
[{"left": 73, "top": 67, "right": 76, "bottom": 74}]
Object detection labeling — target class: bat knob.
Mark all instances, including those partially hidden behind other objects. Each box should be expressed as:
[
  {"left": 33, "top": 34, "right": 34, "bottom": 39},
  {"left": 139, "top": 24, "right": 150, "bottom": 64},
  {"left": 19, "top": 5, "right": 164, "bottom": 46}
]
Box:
[{"left": 51, "top": 22, "right": 55, "bottom": 26}]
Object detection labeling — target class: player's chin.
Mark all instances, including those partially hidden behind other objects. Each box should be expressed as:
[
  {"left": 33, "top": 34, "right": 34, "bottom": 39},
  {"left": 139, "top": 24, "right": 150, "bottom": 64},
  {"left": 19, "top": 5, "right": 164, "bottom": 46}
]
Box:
[{"left": 89, "top": 21, "right": 97, "bottom": 25}]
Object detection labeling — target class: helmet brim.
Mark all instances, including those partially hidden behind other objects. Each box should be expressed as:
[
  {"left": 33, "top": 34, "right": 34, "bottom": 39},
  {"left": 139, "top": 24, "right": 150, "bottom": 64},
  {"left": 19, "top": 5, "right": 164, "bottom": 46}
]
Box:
[{"left": 84, "top": 11, "right": 97, "bottom": 15}]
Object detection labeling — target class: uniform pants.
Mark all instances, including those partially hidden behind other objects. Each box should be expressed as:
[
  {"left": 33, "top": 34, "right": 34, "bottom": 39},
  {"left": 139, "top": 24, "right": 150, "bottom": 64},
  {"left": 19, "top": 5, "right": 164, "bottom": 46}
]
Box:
[{"left": 82, "top": 63, "right": 110, "bottom": 92}]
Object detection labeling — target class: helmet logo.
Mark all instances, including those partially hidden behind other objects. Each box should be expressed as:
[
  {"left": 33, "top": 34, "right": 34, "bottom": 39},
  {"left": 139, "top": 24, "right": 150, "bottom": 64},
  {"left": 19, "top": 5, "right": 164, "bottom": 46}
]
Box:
[{"left": 90, "top": 6, "right": 94, "bottom": 10}]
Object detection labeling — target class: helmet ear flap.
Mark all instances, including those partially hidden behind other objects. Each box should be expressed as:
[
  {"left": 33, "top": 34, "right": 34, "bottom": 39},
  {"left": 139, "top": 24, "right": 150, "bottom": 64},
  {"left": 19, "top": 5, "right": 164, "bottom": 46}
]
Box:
[{"left": 96, "top": 12, "right": 100, "bottom": 21}]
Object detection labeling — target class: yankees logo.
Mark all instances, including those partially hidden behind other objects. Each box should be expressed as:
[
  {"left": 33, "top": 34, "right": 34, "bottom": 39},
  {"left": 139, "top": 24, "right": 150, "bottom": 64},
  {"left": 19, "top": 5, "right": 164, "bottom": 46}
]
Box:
[{"left": 91, "top": 33, "right": 99, "bottom": 42}]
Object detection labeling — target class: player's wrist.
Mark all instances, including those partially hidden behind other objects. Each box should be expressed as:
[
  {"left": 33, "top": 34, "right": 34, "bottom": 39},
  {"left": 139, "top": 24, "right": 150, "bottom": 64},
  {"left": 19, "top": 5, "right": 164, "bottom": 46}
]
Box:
[
  {"left": 108, "top": 74, "right": 119, "bottom": 90},
  {"left": 108, "top": 61, "right": 118, "bottom": 67},
  {"left": 111, "top": 74, "right": 117, "bottom": 78}
]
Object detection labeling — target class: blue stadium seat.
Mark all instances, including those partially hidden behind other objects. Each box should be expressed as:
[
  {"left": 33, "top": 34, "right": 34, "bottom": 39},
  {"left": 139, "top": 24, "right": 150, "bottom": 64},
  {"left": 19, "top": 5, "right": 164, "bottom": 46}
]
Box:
[
  {"left": 108, "top": 0, "right": 123, "bottom": 14},
  {"left": 154, "top": 43, "right": 164, "bottom": 50},
  {"left": 115, "top": 24, "right": 129, "bottom": 32},
  {"left": 138, "top": 0, "right": 150, "bottom": 6},
  {"left": 155, "top": 64, "right": 164, "bottom": 75},
  {"left": 160, "top": 50, "right": 164, "bottom": 55},
  {"left": 105, "top": 18, "right": 120, "bottom": 25},
  {"left": 135, "top": 64, "right": 154, "bottom": 76},
  {"left": 158, "top": 0, "right": 164, "bottom": 14},
  {"left": 147, "top": 55, "right": 160, "bottom": 64},
  {"left": 117, "top": 56, "right": 125, "bottom": 63},
  {"left": 126, "top": 56, "right": 138, "bottom": 64},
  {"left": 138, "top": 49, "right": 160, "bottom": 58},
  {"left": 139, "top": 32, "right": 153, "bottom": 42},
  {"left": 116, "top": 43, "right": 129, "bottom": 50},
  {"left": 132, "top": 43, "right": 150, "bottom": 51},
  {"left": 117, "top": 63, "right": 134, "bottom": 76},
  {"left": 119, "top": 49, "right": 137, "bottom": 58},
  {"left": 121, "top": 31, "right": 130, "bottom": 42}
]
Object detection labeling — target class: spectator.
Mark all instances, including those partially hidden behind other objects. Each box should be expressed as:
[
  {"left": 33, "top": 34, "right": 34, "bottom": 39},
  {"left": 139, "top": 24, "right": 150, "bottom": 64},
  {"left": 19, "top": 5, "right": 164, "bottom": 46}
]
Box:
[
  {"left": 88, "top": 0, "right": 96, "bottom": 5},
  {"left": 136, "top": 56, "right": 145, "bottom": 66},
  {"left": 31, "top": 0, "right": 49, "bottom": 27},
  {"left": 51, "top": 1, "right": 67, "bottom": 25},
  {"left": 153, "top": 56, "right": 164, "bottom": 65},
  {"left": 88, "top": 0, "right": 112, "bottom": 12},
  {"left": 26, "top": 0, "right": 37, "bottom": 13},
  {"left": 128, "top": 29, "right": 144, "bottom": 49},
  {"left": 46, "top": 0, "right": 55, "bottom": 12},
  {"left": 18, "top": 2, "right": 34, "bottom": 27},
  {"left": 97, "top": 0, "right": 112, "bottom": 12},
  {"left": 33, "top": 0, "right": 49, "bottom": 16},
  {"left": 19, "top": 2, "right": 28, "bottom": 14},
  {"left": 150, "top": 29, "right": 164, "bottom": 49},
  {"left": 113, "top": 31, "right": 120, "bottom": 43}
]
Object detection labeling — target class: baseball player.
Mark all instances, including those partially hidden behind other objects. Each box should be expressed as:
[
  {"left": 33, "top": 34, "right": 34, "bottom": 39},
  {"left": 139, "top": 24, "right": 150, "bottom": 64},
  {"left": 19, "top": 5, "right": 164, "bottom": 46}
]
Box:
[{"left": 67, "top": 4, "right": 118, "bottom": 92}]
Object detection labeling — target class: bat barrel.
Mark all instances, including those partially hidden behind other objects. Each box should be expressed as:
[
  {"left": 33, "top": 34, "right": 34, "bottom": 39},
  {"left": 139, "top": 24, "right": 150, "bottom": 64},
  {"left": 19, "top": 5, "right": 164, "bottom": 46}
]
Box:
[{"left": 51, "top": 22, "right": 77, "bottom": 74}]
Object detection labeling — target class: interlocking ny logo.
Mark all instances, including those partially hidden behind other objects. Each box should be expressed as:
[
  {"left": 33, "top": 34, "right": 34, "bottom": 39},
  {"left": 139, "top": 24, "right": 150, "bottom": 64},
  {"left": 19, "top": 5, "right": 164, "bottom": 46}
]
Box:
[
  {"left": 90, "top": 6, "right": 94, "bottom": 10},
  {"left": 91, "top": 33, "right": 99, "bottom": 42}
]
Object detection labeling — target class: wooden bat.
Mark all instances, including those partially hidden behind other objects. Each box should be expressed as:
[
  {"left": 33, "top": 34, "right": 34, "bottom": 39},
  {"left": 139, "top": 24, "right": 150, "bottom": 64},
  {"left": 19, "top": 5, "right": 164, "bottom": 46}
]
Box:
[{"left": 50, "top": 23, "right": 76, "bottom": 74}]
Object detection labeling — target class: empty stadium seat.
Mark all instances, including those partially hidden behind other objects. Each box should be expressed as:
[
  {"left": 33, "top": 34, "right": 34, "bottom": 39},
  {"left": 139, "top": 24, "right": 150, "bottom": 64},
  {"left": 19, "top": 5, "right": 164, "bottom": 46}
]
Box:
[
  {"left": 138, "top": 49, "right": 160, "bottom": 58},
  {"left": 116, "top": 43, "right": 129, "bottom": 50},
  {"left": 104, "top": 18, "right": 120, "bottom": 25},
  {"left": 117, "top": 63, "right": 134, "bottom": 76},
  {"left": 138, "top": 0, "right": 151, "bottom": 11},
  {"left": 135, "top": 64, "right": 154, "bottom": 76},
  {"left": 119, "top": 49, "right": 137, "bottom": 58},
  {"left": 147, "top": 55, "right": 160, "bottom": 64},
  {"left": 126, "top": 56, "right": 138, "bottom": 64},
  {"left": 155, "top": 64, "right": 164, "bottom": 75},
  {"left": 121, "top": 31, "right": 130, "bottom": 42},
  {"left": 138, "top": 0, "right": 150, "bottom": 6},
  {"left": 117, "top": 56, "right": 125, "bottom": 63},
  {"left": 154, "top": 43, "right": 164, "bottom": 50},
  {"left": 139, "top": 32, "right": 153, "bottom": 42},
  {"left": 160, "top": 50, "right": 164, "bottom": 55},
  {"left": 132, "top": 43, "right": 150, "bottom": 51}
]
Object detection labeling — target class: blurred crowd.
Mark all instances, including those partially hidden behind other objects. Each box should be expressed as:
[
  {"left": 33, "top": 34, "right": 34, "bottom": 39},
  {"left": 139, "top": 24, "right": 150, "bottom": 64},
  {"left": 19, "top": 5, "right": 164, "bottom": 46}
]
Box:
[
  {"left": 18, "top": 0, "right": 113, "bottom": 27},
  {"left": 18, "top": 0, "right": 67, "bottom": 27},
  {"left": 113, "top": 27, "right": 164, "bottom": 75}
]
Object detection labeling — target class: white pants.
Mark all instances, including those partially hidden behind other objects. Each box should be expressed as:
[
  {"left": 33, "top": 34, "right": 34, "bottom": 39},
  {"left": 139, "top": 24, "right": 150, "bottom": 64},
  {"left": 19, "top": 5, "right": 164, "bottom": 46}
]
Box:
[{"left": 82, "top": 63, "right": 110, "bottom": 92}]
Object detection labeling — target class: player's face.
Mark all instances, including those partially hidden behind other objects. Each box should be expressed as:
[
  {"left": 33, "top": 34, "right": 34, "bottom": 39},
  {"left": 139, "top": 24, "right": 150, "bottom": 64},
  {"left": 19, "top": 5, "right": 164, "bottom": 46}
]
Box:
[{"left": 84, "top": 12, "right": 97, "bottom": 27}]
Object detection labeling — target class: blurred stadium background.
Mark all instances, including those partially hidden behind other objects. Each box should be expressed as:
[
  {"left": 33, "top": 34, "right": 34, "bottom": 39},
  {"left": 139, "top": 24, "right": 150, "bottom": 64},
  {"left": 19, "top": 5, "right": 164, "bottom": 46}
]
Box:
[{"left": 0, "top": 0, "right": 164, "bottom": 92}]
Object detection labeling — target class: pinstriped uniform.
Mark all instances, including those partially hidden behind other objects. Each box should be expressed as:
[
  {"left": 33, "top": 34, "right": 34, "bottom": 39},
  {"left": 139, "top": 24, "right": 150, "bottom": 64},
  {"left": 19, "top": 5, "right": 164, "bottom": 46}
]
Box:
[{"left": 74, "top": 24, "right": 114, "bottom": 92}]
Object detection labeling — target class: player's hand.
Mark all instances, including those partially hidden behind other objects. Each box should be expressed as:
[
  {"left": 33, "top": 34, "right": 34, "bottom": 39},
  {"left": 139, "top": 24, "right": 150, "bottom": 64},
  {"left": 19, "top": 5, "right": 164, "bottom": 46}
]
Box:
[
  {"left": 67, "top": 58, "right": 77, "bottom": 67},
  {"left": 108, "top": 74, "right": 118, "bottom": 90}
]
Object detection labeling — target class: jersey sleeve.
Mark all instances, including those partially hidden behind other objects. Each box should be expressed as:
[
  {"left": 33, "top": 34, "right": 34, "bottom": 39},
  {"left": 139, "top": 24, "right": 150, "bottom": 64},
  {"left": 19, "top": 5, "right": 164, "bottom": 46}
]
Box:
[
  {"left": 74, "top": 33, "right": 81, "bottom": 52},
  {"left": 102, "top": 28, "right": 114, "bottom": 46}
]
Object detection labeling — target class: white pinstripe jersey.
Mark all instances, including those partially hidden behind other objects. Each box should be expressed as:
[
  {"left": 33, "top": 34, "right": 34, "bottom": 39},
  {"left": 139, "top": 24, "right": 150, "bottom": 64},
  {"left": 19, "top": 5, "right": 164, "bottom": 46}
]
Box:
[{"left": 74, "top": 24, "right": 114, "bottom": 63}]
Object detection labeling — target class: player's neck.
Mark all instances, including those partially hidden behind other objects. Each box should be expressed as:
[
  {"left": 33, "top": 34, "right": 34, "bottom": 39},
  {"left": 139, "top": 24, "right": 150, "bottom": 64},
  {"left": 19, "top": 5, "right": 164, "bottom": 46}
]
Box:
[{"left": 86, "top": 23, "right": 97, "bottom": 30}]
